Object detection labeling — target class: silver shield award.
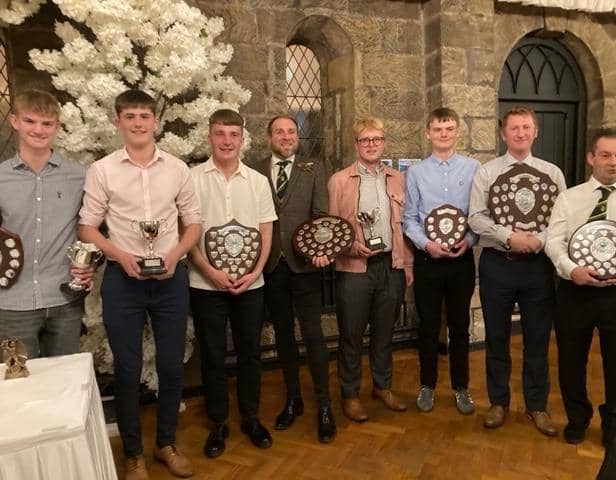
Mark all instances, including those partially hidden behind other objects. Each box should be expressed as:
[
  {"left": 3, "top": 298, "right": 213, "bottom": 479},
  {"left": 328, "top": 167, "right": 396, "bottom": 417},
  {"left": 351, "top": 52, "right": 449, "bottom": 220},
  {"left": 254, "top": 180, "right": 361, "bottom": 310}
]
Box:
[{"left": 569, "top": 220, "right": 616, "bottom": 279}]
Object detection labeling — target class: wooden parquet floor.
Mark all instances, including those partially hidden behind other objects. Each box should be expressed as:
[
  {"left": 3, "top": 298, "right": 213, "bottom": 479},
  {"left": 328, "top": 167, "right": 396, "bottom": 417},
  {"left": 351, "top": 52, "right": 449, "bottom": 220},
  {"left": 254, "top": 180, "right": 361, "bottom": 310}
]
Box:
[{"left": 111, "top": 333, "right": 606, "bottom": 479}]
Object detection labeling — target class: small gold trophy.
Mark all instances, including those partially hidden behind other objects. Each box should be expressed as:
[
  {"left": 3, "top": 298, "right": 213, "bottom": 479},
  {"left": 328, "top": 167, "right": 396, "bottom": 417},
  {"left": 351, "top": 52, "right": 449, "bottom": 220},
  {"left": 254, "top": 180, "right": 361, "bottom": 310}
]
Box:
[
  {"left": 1, "top": 338, "right": 29, "bottom": 380},
  {"left": 132, "top": 220, "right": 168, "bottom": 275}
]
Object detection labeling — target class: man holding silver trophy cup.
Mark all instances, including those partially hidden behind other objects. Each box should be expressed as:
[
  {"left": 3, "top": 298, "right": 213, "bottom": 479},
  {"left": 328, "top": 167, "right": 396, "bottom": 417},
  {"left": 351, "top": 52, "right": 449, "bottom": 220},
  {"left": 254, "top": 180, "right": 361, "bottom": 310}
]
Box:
[
  {"left": 0, "top": 90, "right": 94, "bottom": 359},
  {"left": 79, "top": 90, "right": 202, "bottom": 479},
  {"left": 328, "top": 117, "right": 414, "bottom": 423}
]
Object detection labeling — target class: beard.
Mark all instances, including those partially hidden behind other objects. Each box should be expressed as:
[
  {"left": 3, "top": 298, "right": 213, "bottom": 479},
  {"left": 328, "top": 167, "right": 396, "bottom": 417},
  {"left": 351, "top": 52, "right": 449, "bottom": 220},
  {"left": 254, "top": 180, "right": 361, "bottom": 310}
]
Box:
[{"left": 271, "top": 142, "right": 298, "bottom": 160}]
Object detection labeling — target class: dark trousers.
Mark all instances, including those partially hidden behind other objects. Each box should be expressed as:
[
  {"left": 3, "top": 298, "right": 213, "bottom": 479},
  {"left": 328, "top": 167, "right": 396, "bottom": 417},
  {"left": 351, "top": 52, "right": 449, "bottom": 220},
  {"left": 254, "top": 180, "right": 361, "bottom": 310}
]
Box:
[
  {"left": 264, "top": 260, "right": 330, "bottom": 407},
  {"left": 555, "top": 280, "right": 616, "bottom": 430},
  {"left": 335, "top": 253, "right": 406, "bottom": 399},
  {"left": 101, "top": 262, "right": 189, "bottom": 457},
  {"left": 190, "top": 287, "right": 264, "bottom": 424},
  {"left": 478, "top": 249, "right": 555, "bottom": 411},
  {"left": 414, "top": 250, "right": 475, "bottom": 390}
]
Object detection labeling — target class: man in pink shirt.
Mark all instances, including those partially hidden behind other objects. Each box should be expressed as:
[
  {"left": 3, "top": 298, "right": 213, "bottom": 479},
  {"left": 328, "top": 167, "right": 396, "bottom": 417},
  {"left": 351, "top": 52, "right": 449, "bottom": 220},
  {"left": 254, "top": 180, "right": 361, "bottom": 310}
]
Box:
[
  {"left": 79, "top": 90, "right": 201, "bottom": 480},
  {"left": 328, "top": 117, "right": 414, "bottom": 422}
]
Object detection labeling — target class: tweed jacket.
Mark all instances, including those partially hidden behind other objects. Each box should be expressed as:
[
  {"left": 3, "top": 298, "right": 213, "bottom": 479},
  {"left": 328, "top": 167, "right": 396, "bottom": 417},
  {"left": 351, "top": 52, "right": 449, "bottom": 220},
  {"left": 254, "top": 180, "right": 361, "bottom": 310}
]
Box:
[
  {"left": 327, "top": 161, "right": 414, "bottom": 273},
  {"left": 253, "top": 155, "right": 328, "bottom": 274}
]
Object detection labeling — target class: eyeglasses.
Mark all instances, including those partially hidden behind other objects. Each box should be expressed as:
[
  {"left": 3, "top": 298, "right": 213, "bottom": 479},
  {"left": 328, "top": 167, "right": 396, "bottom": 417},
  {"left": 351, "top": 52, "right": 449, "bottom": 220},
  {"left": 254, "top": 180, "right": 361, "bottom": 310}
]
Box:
[{"left": 356, "top": 136, "right": 385, "bottom": 147}]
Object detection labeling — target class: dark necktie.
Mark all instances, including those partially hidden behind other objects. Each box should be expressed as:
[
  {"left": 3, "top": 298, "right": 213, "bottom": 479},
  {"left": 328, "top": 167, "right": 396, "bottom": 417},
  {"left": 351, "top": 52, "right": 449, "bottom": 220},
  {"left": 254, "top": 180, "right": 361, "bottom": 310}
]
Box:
[
  {"left": 276, "top": 161, "right": 290, "bottom": 199},
  {"left": 588, "top": 185, "right": 615, "bottom": 222}
]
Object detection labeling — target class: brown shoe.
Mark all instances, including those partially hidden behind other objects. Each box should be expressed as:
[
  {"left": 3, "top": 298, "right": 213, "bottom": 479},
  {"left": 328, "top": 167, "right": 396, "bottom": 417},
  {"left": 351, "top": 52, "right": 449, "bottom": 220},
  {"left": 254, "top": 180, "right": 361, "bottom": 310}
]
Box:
[
  {"left": 484, "top": 405, "right": 508, "bottom": 429},
  {"left": 527, "top": 410, "right": 557, "bottom": 437},
  {"left": 125, "top": 455, "right": 149, "bottom": 480},
  {"left": 342, "top": 398, "right": 369, "bottom": 422},
  {"left": 153, "top": 445, "right": 193, "bottom": 478},
  {"left": 371, "top": 388, "right": 408, "bottom": 411}
]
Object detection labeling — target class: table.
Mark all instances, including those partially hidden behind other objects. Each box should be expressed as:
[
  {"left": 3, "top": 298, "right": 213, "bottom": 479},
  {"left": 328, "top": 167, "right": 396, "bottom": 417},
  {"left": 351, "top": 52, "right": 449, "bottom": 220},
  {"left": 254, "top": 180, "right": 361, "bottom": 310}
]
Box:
[{"left": 0, "top": 352, "right": 117, "bottom": 480}]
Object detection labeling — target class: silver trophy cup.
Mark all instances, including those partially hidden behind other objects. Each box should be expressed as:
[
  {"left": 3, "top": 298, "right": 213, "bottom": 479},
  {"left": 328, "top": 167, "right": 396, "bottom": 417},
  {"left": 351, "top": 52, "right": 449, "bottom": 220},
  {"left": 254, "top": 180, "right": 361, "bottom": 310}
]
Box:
[
  {"left": 132, "top": 220, "right": 168, "bottom": 275},
  {"left": 60, "top": 241, "right": 102, "bottom": 294},
  {"left": 357, "top": 208, "right": 386, "bottom": 251}
]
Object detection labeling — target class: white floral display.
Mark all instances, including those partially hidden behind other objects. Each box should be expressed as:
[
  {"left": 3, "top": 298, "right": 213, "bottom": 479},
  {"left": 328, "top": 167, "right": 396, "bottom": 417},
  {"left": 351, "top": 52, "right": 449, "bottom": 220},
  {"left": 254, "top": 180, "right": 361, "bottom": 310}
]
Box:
[{"left": 1, "top": 0, "right": 251, "bottom": 390}]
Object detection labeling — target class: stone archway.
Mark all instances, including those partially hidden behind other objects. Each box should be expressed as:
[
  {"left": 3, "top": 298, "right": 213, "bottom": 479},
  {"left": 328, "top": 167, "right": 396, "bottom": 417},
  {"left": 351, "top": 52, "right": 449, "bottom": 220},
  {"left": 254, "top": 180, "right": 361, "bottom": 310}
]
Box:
[{"left": 287, "top": 15, "right": 355, "bottom": 174}]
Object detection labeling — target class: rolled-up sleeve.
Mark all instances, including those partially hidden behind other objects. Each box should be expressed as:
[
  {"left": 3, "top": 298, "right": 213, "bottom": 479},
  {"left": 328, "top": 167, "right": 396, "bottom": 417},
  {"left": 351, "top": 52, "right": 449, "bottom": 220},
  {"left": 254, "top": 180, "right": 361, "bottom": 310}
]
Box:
[
  {"left": 79, "top": 162, "right": 108, "bottom": 228},
  {"left": 176, "top": 164, "right": 201, "bottom": 226}
]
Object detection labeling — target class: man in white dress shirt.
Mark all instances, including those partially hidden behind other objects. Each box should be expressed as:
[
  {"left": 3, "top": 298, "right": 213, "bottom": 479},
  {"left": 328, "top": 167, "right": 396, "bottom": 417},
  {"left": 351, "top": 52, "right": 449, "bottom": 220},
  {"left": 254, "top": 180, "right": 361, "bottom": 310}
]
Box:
[{"left": 545, "top": 128, "right": 616, "bottom": 445}]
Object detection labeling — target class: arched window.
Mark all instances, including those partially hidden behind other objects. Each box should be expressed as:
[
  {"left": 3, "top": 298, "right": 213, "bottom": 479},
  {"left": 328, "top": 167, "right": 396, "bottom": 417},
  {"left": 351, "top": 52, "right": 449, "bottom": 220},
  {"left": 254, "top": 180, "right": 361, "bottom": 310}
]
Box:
[
  {"left": 285, "top": 44, "right": 322, "bottom": 160},
  {"left": 0, "top": 38, "right": 13, "bottom": 161}
]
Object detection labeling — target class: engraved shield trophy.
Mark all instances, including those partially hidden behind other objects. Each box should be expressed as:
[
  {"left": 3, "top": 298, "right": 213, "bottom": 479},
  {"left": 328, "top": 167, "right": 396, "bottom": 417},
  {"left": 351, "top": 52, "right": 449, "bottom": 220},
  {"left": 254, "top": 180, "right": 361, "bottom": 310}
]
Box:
[
  {"left": 488, "top": 163, "right": 559, "bottom": 234},
  {"left": 0, "top": 213, "right": 24, "bottom": 289},
  {"left": 424, "top": 204, "right": 468, "bottom": 249},
  {"left": 204, "top": 220, "right": 262, "bottom": 280},
  {"left": 292, "top": 215, "right": 355, "bottom": 260},
  {"left": 569, "top": 220, "right": 616, "bottom": 279}
]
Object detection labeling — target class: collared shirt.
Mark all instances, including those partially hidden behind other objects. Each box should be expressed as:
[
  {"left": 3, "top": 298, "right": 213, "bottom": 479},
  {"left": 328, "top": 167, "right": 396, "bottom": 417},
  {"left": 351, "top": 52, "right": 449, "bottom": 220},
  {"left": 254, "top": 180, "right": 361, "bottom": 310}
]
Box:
[
  {"left": 79, "top": 147, "right": 201, "bottom": 260},
  {"left": 403, "top": 153, "right": 480, "bottom": 250},
  {"left": 357, "top": 162, "right": 393, "bottom": 251},
  {"left": 0, "top": 152, "right": 85, "bottom": 310},
  {"left": 468, "top": 152, "right": 567, "bottom": 251},
  {"left": 270, "top": 153, "right": 295, "bottom": 188},
  {"left": 546, "top": 176, "right": 616, "bottom": 280},
  {"left": 188, "top": 159, "right": 277, "bottom": 291}
]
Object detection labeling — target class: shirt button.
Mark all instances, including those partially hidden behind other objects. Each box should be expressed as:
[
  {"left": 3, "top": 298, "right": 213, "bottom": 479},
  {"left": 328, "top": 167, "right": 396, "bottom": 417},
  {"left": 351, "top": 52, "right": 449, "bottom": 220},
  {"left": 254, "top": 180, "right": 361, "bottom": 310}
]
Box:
[
  {"left": 444, "top": 188, "right": 449, "bottom": 192},
  {"left": 37, "top": 197, "right": 41, "bottom": 201},
  {"left": 34, "top": 260, "right": 38, "bottom": 264},
  {"left": 36, "top": 239, "right": 41, "bottom": 243},
  {"left": 37, "top": 218, "right": 41, "bottom": 222},
  {"left": 33, "top": 280, "right": 38, "bottom": 284}
]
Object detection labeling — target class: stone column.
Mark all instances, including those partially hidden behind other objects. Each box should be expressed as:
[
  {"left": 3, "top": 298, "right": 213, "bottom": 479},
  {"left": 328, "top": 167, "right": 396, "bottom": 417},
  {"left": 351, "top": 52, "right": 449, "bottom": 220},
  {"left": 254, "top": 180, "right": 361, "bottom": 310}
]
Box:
[{"left": 424, "top": 0, "right": 498, "bottom": 162}]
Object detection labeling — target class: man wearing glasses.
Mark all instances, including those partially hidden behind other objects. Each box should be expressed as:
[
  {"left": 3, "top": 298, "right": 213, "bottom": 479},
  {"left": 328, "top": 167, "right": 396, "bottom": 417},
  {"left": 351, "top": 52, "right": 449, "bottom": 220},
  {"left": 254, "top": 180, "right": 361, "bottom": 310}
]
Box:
[{"left": 328, "top": 117, "right": 414, "bottom": 422}]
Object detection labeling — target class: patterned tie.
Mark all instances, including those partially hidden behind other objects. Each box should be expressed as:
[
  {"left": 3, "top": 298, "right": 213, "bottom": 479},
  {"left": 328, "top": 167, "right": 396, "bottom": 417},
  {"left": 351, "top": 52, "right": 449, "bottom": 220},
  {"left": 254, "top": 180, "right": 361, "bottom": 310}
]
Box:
[
  {"left": 588, "top": 185, "right": 615, "bottom": 222},
  {"left": 276, "top": 160, "right": 290, "bottom": 199}
]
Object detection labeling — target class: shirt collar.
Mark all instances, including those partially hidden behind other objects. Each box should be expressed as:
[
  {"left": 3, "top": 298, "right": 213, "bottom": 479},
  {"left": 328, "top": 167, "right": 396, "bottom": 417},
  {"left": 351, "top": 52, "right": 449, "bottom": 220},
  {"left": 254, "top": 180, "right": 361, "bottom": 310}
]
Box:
[
  {"left": 589, "top": 175, "right": 616, "bottom": 190},
  {"left": 120, "top": 146, "right": 164, "bottom": 166},
  {"left": 428, "top": 152, "right": 458, "bottom": 167},
  {"left": 271, "top": 153, "right": 295, "bottom": 165},
  {"left": 10, "top": 150, "right": 62, "bottom": 170},
  {"left": 356, "top": 160, "right": 383, "bottom": 176},
  {"left": 204, "top": 157, "right": 248, "bottom": 178},
  {"left": 504, "top": 151, "right": 532, "bottom": 166}
]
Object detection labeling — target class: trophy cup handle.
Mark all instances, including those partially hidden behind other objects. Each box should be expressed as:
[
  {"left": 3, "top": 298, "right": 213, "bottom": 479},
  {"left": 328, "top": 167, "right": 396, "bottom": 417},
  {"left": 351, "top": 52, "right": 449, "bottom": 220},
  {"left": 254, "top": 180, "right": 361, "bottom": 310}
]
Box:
[
  {"left": 66, "top": 244, "right": 76, "bottom": 261},
  {"left": 92, "top": 250, "right": 103, "bottom": 263},
  {"left": 131, "top": 220, "right": 140, "bottom": 234}
]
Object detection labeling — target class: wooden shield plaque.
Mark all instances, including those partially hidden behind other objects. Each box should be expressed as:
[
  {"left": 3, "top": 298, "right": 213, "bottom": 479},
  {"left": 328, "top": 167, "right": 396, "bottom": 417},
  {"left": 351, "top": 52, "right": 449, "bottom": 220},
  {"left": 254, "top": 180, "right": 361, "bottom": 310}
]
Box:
[
  {"left": 488, "top": 163, "right": 559, "bottom": 234},
  {"left": 293, "top": 216, "right": 355, "bottom": 260},
  {"left": 0, "top": 227, "right": 24, "bottom": 289},
  {"left": 204, "top": 220, "right": 262, "bottom": 280},
  {"left": 568, "top": 220, "right": 616, "bottom": 279},
  {"left": 425, "top": 204, "right": 467, "bottom": 248}
]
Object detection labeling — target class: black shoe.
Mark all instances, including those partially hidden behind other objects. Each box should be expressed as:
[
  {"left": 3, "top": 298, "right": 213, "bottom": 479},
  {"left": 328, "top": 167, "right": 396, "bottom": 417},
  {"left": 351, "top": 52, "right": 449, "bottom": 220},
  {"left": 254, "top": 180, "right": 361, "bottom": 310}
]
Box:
[
  {"left": 204, "top": 423, "right": 229, "bottom": 458},
  {"left": 241, "top": 418, "right": 273, "bottom": 449},
  {"left": 317, "top": 406, "right": 336, "bottom": 444},
  {"left": 275, "top": 397, "right": 304, "bottom": 430},
  {"left": 564, "top": 423, "right": 587, "bottom": 445}
]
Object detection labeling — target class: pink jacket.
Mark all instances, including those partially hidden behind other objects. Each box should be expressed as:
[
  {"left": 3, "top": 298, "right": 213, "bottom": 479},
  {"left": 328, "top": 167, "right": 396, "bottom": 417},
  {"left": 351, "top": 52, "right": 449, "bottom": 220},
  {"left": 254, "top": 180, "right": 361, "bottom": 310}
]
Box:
[{"left": 328, "top": 162, "right": 414, "bottom": 273}]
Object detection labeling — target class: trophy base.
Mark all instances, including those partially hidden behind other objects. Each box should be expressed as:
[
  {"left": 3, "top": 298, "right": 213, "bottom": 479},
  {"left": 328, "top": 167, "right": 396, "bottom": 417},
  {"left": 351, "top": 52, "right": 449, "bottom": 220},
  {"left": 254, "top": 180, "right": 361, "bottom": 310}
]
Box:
[
  {"left": 138, "top": 257, "right": 167, "bottom": 276},
  {"left": 60, "top": 281, "right": 88, "bottom": 296},
  {"left": 366, "top": 237, "right": 386, "bottom": 251}
]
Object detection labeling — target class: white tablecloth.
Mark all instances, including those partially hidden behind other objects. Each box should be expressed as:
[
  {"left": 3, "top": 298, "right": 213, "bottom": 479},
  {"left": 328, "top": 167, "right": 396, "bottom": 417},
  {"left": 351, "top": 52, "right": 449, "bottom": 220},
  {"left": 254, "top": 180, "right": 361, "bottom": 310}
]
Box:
[{"left": 0, "top": 353, "right": 117, "bottom": 480}]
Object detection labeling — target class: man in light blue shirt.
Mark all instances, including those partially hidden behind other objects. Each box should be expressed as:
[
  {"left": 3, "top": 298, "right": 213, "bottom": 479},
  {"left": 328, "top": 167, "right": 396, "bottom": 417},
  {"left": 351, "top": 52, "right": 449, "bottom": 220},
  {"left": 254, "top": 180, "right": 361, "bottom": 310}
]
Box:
[{"left": 403, "top": 107, "right": 479, "bottom": 415}]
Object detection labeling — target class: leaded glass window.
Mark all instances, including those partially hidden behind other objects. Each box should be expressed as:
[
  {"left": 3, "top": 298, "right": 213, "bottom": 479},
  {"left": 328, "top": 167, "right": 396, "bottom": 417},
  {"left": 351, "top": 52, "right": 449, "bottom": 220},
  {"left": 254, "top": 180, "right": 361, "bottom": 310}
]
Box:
[
  {"left": 286, "top": 44, "right": 322, "bottom": 160},
  {"left": 0, "top": 38, "right": 12, "bottom": 161}
]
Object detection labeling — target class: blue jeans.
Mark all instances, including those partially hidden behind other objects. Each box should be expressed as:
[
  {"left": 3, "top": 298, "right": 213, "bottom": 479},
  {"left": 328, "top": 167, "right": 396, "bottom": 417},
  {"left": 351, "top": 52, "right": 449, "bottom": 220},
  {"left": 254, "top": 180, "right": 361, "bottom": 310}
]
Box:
[
  {"left": 0, "top": 299, "right": 84, "bottom": 358},
  {"left": 102, "top": 262, "right": 189, "bottom": 457}
]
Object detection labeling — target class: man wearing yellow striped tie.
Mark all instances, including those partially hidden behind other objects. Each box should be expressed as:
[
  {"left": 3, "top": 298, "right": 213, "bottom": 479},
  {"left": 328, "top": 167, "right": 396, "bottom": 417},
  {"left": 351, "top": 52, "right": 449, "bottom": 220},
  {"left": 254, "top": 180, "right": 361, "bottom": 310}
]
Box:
[{"left": 546, "top": 128, "right": 616, "bottom": 446}]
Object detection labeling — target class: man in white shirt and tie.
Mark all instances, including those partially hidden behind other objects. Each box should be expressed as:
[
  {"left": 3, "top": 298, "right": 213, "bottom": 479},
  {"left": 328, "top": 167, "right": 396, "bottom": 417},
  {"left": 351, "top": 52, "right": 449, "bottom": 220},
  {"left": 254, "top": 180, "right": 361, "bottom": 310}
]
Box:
[{"left": 545, "top": 128, "right": 616, "bottom": 445}]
